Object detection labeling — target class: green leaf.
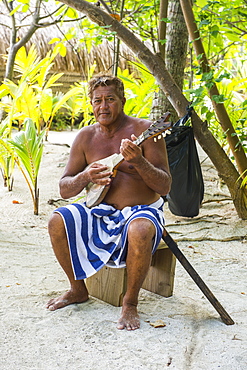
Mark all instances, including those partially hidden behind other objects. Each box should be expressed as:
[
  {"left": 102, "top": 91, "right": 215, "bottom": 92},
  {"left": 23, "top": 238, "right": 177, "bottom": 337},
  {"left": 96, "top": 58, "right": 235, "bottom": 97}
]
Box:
[
  {"left": 55, "top": 4, "right": 67, "bottom": 16},
  {"left": 224, "top": 32, "right": 241, "bottom": 42},
  {"left": 201, "top": 106, "right": 208, "bottom": 114},
  {"left": 160, "top": 18, "right": 171, "bottom": 23},
  {"left": 215, "top": 73, "right": 231, "bottom": 83},
  {"left": 9, "top": 4, "right": 21, "bottom": 16},
  {"left": 59, "top": 43, "right": 67, "bottom": 57},
  {"left": 193, "top": 86, "right": 204, "bottom": 97},
  {"left": 158, "top": 39, "right": 167, "bottom": 45},
  {"left": 21, "top": 4, "right": 29, "bottom": 12},
  {"left": 48, "top": 38, "right": 61, "bottom": 45},
  {"left": 40, "top": 93, "right": 53, "bottom": 123},
  {"left": 10, "top": 119, "right": 45, "bottom": 184},
  {"left": 212, "top": 94, "right": 227, "bottom": 104},
  {"left": 66, "top": 7, "right": 78, "bottom": 18},
  {"left": 196, "top": 0, "right": 208, "bottom": 6},
  {"left": 201, "top": 71, "right": 214, "bottom": 82},
  {"left": 210, "top": 25, "right": 219, "bottom": 37}
]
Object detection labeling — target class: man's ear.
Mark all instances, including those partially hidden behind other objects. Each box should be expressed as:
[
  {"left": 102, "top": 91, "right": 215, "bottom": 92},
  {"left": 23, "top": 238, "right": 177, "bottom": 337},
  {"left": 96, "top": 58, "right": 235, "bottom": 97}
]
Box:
[{"left": 122, "top": 97, "right": 126, "bottom": 106}]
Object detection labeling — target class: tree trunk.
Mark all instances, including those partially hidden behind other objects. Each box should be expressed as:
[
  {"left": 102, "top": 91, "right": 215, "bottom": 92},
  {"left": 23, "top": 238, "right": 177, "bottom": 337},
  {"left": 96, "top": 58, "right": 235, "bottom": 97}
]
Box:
[
  {"left": 3, "top": 0, "right": 40, "bottom": 80},
  {"left": 164, "top": 0, "right": 189, "bottom": 121},
  {"left": 57, "top": 0, "right": 247, "bottom": 219},
  {"left": 151, "top": 0, "right": 188, "bottom": 123},
  {"left": 166, "top": 0, "right": 188, "bottom": 93},
  {"left": 158, "top": 0, "right": 168, "bottom": 59},
  {"left": 150, "top": 0, "right": 169, "bottom": 121},
  {"left": 179, "top": 0, "right": 247, "bottom": 176}
]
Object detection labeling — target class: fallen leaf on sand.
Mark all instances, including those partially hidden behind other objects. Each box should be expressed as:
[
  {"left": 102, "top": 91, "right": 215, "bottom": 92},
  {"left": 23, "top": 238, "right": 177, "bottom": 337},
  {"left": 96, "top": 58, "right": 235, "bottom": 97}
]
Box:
[
  {"left": 12, "top": 200, "right": 23, "bottom": 204},
  {"left": 150, "top": 319, "right": 166, "bottom": 328}
]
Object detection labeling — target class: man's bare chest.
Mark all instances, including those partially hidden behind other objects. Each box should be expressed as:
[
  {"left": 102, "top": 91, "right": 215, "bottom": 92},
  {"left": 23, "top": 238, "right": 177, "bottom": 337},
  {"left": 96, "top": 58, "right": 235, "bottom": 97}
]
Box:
[
  {"left": 85, "top": 137, "right": 121, "bottom": 165},
  {"left": 84, "top": 135, "right": 139, "bottom": 176}
]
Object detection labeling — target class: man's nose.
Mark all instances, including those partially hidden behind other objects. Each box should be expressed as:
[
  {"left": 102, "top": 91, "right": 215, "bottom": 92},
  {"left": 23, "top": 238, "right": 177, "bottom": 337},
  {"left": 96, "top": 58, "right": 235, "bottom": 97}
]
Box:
[{"left": 100, "top": 99, "right": 108, "bottom": 108}]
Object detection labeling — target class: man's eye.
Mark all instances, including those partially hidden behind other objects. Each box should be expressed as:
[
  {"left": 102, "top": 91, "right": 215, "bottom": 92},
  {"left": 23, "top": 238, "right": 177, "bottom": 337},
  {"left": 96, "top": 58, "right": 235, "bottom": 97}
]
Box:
[{"left": 93, "top": 100, "right": 101, "bottom": 104}]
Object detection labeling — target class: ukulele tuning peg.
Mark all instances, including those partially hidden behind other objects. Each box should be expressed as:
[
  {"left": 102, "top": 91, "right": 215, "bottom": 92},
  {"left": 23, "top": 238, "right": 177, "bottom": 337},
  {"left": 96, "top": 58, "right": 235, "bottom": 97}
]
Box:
[{"left": 154, "top": 137, "right": 157, "bottom": 142}]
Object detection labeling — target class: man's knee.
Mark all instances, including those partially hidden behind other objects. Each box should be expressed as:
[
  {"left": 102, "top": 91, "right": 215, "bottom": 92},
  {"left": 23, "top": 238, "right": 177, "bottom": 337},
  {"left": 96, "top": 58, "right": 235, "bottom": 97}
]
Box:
[
  {"left": 128, "top": 218, "right": 155, "bottom": 245},
  {"left": 48, "top": 212, "right": 65, "bottom": 238}
]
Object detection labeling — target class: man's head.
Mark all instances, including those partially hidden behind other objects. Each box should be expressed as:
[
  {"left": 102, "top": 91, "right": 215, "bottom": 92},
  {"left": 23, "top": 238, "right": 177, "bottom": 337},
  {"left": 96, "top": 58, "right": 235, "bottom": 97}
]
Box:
[
  {"left": 88, "top": 73, "right": 126, "bottom": 126},
  {"left": 88, "top": 73, "right": 125, "bottom": 100}
]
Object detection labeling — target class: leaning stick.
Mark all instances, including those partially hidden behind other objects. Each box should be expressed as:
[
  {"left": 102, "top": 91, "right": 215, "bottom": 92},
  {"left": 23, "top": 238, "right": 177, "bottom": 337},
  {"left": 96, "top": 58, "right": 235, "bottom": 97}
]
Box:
[{"left": 162, "top": 228, "right": 234, "bottom": 325}]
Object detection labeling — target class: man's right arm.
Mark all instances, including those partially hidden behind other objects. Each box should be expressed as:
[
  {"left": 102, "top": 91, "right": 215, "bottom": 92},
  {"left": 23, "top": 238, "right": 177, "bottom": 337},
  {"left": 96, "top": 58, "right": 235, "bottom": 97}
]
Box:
[
  {"left": 59, "top": 163, "right": 113, "bottom": 199},
  {"left": 59, "top": 171, "right": 90, "bottom": 199}
]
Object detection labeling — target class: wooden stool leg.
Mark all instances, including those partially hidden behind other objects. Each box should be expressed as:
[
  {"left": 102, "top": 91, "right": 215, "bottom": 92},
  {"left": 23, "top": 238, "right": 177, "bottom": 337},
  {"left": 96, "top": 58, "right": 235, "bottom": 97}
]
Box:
[
  {"left": 86, "top": 266, "right": 127, "bottom": 307},
  {"left": 142, "top": 247, "right": 176, "bottom": 297}
]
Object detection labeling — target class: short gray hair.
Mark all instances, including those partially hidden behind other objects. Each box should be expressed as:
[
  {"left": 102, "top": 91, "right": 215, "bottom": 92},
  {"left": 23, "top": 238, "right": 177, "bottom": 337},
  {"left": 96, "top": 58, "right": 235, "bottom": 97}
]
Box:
[{"left": 88, "top": 72, "right": 125, "bottom": 100}]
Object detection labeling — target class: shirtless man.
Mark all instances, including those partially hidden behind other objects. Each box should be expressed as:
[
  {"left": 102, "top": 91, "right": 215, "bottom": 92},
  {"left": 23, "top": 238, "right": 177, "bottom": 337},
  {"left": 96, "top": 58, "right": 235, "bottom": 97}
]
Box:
[{"left": 47, "top": 73, "right": 171, "bottom": 330}]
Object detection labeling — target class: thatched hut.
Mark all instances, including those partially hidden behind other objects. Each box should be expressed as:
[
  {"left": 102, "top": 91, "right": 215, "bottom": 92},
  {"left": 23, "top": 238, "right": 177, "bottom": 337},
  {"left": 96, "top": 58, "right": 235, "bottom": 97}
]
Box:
[{"left": 0, "top": 2, "right": 137, "bottom": 93}]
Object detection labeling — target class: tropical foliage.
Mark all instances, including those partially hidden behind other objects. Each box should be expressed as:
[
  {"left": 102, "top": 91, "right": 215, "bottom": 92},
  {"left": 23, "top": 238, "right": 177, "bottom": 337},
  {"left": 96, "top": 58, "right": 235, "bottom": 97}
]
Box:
[
  {"left": 0, "top": 0, "right": 247, "bottom": 217},
  {"left": 0, "top": 121, "right": 14, "bottom": 191},
  {"left": 9, "top": 119, "right": 45, "bottom": 215},
  {"left": 0, "top": 45, "right": 64, "bottom": 133},
  {"left": 183, "top": 0, "right": 247, "bottom": 151},
  {"left": 0, "top": 45, "right": 84, "bottom": 213}
]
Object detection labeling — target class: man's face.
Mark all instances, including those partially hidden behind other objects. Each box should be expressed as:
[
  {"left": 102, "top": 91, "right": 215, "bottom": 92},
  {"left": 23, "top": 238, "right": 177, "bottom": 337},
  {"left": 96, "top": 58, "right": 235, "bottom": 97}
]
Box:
[{"left": 91, "top": 85, "right": 125, "bottom": 126}]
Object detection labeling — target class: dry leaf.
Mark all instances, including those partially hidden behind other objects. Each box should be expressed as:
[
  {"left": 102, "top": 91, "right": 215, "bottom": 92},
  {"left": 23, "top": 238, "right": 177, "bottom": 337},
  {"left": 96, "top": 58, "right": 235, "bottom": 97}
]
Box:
[
  {"left": 110, "top": 13, "right": 121, "bottom": 21},
  {"left": 150, "top": 319, "right": 166, "bottom": 328}
]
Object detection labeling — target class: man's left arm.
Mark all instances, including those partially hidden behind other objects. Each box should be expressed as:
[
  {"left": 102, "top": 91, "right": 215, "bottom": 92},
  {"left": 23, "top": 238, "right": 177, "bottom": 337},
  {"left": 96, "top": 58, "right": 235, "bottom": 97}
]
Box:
[{"left": 120, "top": 134, "right": 172, "bottom": 196}]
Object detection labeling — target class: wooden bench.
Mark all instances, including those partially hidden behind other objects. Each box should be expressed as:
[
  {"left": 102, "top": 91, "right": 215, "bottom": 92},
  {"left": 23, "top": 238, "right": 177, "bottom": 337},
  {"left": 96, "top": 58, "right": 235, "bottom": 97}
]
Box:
[{"left": 85, "top": 241, "right": 176, "bottom": 306}]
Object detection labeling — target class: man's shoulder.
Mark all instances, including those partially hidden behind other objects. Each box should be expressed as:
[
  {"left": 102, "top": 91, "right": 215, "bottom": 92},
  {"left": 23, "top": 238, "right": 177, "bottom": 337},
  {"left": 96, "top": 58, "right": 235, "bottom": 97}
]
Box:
[
  {"left": 71, "top": 124, "right": 99, "bottom": 150},
  {"left": 76, "top": 123, "right": 99, "bottom": 138}
]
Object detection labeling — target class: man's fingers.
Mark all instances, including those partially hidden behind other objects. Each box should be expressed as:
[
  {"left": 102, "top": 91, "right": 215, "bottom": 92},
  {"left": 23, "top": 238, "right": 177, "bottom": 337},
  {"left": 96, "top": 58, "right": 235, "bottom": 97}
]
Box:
[
  {"left": 88, "top": 164, "right": 112, "bottom": 184},
  {"left": 90, "top": 163, "right": 108, "bottom": 170},
  {"left": 120, "top": 138, "right": 142, "bottom": 163}
]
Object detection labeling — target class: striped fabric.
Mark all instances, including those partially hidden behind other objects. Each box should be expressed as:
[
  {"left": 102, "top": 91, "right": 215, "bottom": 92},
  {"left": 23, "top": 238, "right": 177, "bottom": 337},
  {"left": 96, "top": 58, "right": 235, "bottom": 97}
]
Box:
[{"left": 54, "top": 198, "right": 165, "bottom": 280}]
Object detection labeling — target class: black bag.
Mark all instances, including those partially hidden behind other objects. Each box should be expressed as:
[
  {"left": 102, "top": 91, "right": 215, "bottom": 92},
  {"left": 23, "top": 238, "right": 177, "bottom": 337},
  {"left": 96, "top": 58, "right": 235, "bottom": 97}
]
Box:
[{"left": 164, "top": 109, "right": 204, "bottom": 217}]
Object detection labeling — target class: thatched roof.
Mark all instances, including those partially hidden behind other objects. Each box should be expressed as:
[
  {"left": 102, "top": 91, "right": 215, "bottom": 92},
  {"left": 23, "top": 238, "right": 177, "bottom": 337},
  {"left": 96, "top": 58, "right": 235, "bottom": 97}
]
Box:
[{"left": 0, "top": 1, "right": 137, "bottom": 80}]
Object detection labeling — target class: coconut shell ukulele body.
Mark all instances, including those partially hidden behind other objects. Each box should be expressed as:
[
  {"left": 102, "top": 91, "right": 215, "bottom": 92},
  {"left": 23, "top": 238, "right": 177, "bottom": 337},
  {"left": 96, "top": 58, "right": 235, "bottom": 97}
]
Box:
[{"left": 85, "top": 112, "right": 171, "bottom": 208}]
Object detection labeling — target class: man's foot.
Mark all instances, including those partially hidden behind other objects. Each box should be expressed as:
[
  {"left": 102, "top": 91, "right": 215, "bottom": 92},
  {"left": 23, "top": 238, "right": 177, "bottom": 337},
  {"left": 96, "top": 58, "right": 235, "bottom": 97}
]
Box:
[
  {"left": 117, "top": 303, "right": 140, "bottom": 331},
  {"left": 46, "top": 289, "right": 89, "bottom": 311}
]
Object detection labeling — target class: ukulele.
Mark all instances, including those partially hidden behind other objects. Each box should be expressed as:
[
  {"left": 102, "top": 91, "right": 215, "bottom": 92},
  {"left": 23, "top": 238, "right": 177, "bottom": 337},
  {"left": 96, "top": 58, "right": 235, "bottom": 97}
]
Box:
[{"left": 85, "top": 112, "right": 172, "bottom": 208}]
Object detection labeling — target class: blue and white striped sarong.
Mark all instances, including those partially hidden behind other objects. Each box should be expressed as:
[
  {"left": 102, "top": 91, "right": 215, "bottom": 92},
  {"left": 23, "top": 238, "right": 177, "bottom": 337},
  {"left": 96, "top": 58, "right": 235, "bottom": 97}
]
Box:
[{"left": 54, "top": 198, "right": 165, "bottom": 280}]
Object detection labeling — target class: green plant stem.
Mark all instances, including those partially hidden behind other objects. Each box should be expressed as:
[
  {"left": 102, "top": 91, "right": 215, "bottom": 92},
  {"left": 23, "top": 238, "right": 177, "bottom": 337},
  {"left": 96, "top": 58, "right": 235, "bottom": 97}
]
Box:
[{"left": 14, "top": 157, "right": 36, "bottom": 213}]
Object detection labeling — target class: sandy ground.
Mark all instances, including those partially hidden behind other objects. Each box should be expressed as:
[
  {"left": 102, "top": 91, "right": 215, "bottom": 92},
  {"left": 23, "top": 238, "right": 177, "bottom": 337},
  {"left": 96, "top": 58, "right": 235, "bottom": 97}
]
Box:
[{"left": 0, "top": 130, "right": 247, "bottom": 370}]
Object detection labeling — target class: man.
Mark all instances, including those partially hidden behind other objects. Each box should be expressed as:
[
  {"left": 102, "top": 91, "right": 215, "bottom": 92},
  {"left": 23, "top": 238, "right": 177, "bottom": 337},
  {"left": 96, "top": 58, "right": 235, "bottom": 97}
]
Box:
[{"left": 47, "top": 73, "right": 172, "bottom": 331}]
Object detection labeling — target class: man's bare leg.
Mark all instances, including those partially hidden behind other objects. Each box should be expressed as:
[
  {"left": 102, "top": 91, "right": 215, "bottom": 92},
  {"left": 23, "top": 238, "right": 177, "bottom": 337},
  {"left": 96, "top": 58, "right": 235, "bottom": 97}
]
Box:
[
  {"left": 46, "top": 213, "right": 89, "bottom": 311},
  {"left": 117, "top": 218, "right": 155, "bottom": 331}
]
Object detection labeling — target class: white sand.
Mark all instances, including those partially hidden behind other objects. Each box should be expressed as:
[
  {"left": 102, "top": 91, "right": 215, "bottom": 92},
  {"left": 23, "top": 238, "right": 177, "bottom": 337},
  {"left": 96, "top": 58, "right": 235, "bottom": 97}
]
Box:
[{"left": 0, "top": 130, "right": 246, "bottom": 370}]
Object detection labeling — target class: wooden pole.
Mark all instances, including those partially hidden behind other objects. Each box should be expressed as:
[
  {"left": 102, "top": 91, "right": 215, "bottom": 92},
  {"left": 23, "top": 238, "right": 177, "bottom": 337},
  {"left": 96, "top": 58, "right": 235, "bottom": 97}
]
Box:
[{"left": 162, "top": 228, "right": 234, "bottom": 325}]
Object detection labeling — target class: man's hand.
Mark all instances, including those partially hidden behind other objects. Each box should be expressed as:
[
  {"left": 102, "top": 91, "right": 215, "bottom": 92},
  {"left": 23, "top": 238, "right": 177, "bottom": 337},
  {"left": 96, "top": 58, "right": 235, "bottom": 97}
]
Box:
[
  {"left": 120, "top": 134, "right": 143, "bottom": 164},
  {"left": 86, "top": 163, "right": 113, "bottom": 185}
]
